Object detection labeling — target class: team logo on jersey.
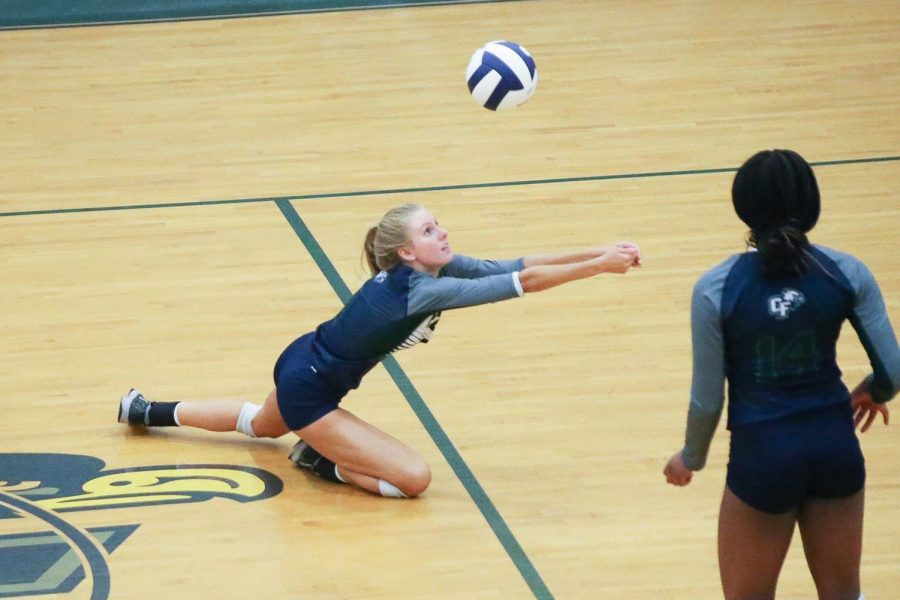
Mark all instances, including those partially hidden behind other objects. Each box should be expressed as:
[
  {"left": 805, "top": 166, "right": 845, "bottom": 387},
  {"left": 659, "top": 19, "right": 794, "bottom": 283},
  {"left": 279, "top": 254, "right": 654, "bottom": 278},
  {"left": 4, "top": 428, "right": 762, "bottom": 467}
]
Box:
[
  {"left": 0, "top": 453, "right": 282, "bottom": 599},
  {"left": 395, "top": 312, "right": 441, "bottom": 350},
  {"left": 768, "top": 288, "right": 806, "bottom": 320}
]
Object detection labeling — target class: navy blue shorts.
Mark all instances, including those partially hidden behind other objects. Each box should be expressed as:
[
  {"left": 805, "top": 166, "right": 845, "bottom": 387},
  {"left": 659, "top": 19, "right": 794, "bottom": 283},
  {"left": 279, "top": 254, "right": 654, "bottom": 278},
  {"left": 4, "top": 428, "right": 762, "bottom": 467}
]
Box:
[
  {"left": 726, "top": 403, "right": 865, "bottom": 514},
  {"left": 273, "top": 333, "right": 345, "bottom": 431}
]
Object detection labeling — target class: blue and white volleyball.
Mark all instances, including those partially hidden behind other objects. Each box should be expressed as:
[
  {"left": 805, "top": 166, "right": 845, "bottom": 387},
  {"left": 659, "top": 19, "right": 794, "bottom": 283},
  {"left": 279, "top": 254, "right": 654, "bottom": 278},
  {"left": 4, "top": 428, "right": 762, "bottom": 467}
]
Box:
[{"left": 466, "top": 40, "right": 537, "bottom": 111}]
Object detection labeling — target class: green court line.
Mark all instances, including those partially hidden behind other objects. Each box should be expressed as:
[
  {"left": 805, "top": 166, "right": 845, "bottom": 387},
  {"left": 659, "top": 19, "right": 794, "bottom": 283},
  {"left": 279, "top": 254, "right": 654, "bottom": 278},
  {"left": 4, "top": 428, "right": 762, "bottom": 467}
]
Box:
[
  {"left": 0, "top": 0, "right": 523, "bottom": 31},
  {"left": 1, "top": 155, "right": 897, "bottom": 219},
  {"left": 275, "top": 198, "right": 555, "bottom": 600}
]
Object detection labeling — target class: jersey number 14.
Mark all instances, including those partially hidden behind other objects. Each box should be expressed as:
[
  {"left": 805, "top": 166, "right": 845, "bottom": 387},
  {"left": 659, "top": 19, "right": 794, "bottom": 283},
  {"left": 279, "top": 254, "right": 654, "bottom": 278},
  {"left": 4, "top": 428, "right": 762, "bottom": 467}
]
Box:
[{"left": 754, "top": 329, "right": 821, "bottom": 382}]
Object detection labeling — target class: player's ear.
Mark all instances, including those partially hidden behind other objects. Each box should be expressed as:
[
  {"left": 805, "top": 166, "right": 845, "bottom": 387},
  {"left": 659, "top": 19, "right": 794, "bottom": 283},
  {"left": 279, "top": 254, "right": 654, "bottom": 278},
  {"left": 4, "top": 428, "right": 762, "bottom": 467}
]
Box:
[{"left": 397, "top": 245, "right": 416, "bottom": 262}]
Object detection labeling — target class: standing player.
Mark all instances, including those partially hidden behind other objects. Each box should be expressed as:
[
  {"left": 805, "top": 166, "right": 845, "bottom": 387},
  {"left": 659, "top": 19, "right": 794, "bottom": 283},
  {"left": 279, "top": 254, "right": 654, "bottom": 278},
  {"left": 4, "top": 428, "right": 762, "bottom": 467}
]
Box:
[
  {"left": 664, "top": 149, "right": 900, "bottom": 600},
  {"left": 119, "top": 203, "right": 641, "bottom": 498}
]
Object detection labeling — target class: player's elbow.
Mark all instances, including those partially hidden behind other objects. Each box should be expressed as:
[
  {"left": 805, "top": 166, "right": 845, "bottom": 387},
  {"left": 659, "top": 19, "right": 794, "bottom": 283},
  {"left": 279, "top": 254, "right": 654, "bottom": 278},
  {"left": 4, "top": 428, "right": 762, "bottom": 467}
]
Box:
[{"left": 518, "top": 270, "right": 555, "bottom": 294}]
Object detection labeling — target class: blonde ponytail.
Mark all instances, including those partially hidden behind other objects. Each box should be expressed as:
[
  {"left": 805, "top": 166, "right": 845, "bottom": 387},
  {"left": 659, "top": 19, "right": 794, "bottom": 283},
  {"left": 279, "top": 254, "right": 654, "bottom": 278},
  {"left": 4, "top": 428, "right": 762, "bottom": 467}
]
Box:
[
  {"left": 363, "top": 225, "right": 379, "bottom": 276},
  {"left": 361, "top": 204, "right": 424, "bottom": 276}
]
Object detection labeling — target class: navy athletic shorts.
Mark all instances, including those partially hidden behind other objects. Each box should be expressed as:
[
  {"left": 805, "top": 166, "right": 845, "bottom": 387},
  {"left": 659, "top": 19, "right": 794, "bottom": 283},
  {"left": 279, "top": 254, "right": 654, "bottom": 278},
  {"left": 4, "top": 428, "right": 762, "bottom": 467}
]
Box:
[
  {"left": 272, "top": 333, "right": 345, "bottom": 431},
  {"left": 726, "top": 402, "right": 865, "bottom": 514}
]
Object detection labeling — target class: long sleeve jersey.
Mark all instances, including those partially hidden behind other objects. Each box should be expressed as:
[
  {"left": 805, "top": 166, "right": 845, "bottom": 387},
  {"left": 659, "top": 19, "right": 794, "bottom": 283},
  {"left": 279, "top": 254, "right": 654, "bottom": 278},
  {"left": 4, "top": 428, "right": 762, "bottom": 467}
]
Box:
[
  {"left": 681, "top": 245, "right": 900, "bottom": 470},
  {"left": 307, "top": 254, "right": 525, "bottom": 393}
]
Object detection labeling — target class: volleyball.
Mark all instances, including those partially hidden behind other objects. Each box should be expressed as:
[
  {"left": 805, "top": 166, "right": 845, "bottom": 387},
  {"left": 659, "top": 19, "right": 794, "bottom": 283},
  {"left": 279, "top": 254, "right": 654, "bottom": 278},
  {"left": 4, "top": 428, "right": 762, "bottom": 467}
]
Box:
[{"left": 466, "top": 40, "right": 537, "bottom": 111}]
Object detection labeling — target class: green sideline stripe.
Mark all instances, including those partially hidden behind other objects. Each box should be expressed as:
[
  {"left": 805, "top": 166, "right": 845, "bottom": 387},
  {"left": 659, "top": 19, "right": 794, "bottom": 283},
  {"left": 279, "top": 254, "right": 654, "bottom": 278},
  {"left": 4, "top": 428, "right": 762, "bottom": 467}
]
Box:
[
  {"left": 275, "top": 198, "right": 555, "bottom": 600},
  {"left": 2, "top": 155, "right": 898, "bottom": 219},
  {"left": 0, "top": 0, "right": 522, "bottom": 31}
]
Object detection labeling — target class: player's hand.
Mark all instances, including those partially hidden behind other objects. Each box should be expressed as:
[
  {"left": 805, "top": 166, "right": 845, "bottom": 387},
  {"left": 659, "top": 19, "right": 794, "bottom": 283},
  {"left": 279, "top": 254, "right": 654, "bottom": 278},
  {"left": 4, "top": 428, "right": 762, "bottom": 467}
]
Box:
[
  {"left": 851, "top": 380, "right": 889, "bottom": 433},
  {"left": 615, "top": 242, "right": 642, "bottom": 267},
  {"left": 664, "top": 452, "right": 693, "bottom": 486},
  {"left": 598, "top": 245, "right": 640, "bottom": 274}
]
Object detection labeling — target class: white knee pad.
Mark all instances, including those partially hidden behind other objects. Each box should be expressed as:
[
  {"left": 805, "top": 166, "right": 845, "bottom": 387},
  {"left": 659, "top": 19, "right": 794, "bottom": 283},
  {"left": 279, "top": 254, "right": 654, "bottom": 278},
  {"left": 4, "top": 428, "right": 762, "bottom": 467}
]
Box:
[
  {"left": 236, "top": 402, "right": 262, "bottom": 438},
  {"left": 378, "top": 479, "right": 408, "bottom": 498}
]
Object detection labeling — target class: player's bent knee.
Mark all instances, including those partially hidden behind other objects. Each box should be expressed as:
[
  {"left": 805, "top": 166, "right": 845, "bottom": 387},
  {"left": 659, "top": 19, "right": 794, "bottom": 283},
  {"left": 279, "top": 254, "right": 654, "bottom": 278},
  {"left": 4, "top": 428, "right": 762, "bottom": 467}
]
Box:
[{"left": 397, "top": 459, "right": 431, "bottom": 497}]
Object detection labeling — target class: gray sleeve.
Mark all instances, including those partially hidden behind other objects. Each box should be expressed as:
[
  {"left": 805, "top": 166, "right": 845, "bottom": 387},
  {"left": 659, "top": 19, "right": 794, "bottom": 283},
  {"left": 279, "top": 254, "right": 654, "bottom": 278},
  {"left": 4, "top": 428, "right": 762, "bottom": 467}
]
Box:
[
  {"left": 440, "top": 254, "right": 526, "bottom": 279},
  {"left": 680, "top": 258, "right": 735, "bottom": 471},
  {"left": 407, "top": 270, "right": 523, "bottom": 314},
  {"left": 821, "top": 247, "right": 900, "bottom": 403}
]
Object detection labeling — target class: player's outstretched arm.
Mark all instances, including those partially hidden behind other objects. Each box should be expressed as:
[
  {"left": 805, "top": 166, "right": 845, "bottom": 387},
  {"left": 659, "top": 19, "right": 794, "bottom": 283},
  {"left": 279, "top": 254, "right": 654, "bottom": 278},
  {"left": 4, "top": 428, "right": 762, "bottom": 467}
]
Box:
[
  {"left": 523, "top": 242, "right": 641, "bottom": 268},
  {"left": 517, "top": 245, "right": 639, "bottom": 293}
]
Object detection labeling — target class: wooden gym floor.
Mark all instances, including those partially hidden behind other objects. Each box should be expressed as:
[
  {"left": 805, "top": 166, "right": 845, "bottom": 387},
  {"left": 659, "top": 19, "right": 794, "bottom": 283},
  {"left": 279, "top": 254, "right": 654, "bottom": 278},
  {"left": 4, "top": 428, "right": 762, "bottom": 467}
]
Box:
[{"left": 1, "top": 1, "right": 898, "bottom": 598}]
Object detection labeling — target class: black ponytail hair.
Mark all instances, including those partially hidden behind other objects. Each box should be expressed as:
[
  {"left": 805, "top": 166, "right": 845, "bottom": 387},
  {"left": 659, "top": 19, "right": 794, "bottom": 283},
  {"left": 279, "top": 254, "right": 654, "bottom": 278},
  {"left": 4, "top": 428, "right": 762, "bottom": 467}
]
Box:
[{"left": 732, "top": 149, "right": 820, "bottom": 278}]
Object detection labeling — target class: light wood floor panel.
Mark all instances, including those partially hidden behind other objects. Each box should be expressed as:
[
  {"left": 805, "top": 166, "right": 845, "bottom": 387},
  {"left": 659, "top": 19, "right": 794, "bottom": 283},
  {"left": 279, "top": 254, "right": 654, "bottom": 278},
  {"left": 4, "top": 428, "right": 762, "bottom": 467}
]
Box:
[
  {"left": 0, "top": 204, "right": 537, "bottom": 599},
  {"left": 2, "top": 1, "right": 898, "bottom": 598},
  {"left": 1, "top": 1, "right": 898, "bottom": 214},
  {"left": 295, "top": 162, "right": 899, "bottom": 599}
]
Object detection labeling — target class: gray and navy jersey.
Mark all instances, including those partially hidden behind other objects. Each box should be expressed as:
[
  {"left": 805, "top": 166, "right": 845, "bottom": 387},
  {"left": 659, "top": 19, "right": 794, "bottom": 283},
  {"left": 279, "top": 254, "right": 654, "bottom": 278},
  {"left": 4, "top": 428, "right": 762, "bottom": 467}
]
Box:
[
  {"left": 681, "top": 245, "right": 900, "bottom": 470},
  {"left": 308, "top": 254, "right": 525, "bottom": 392}
]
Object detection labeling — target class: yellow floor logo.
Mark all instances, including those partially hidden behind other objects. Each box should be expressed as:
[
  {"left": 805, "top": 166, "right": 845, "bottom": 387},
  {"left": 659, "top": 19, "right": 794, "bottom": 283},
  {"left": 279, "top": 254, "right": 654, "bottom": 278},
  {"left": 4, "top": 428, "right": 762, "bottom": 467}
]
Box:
[{"left": 0, "top": 453, "right": 283, "bottom": 599}]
